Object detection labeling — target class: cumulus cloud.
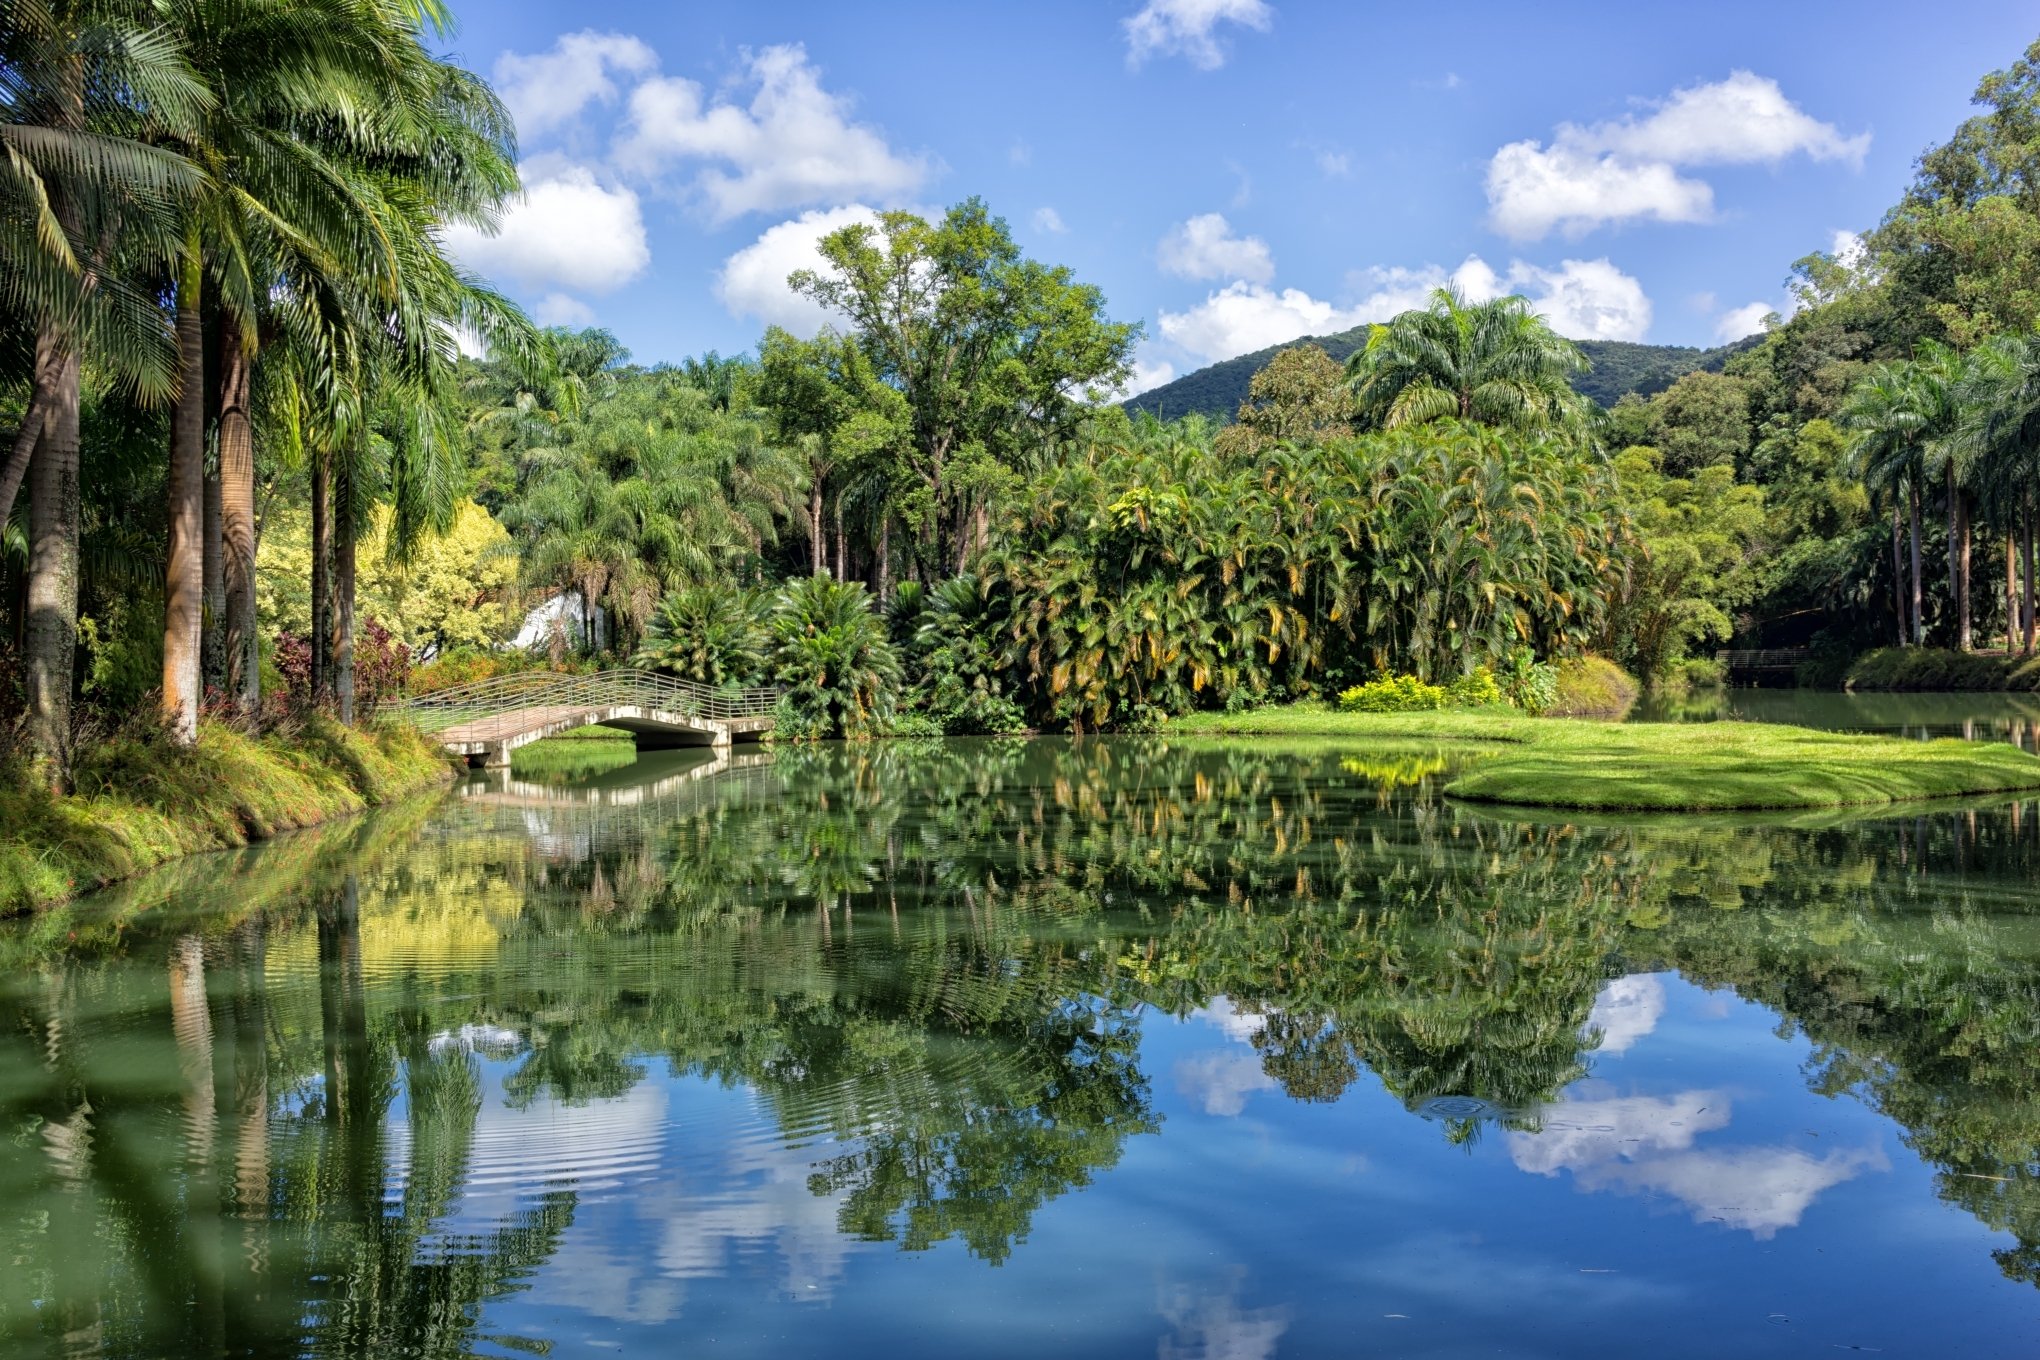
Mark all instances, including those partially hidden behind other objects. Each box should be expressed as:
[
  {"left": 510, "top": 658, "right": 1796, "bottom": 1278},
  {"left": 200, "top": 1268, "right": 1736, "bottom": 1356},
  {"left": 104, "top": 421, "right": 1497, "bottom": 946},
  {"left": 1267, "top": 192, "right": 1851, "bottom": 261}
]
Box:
[
  {"left": 617, "top": 44, "right": 930, "bottom": 222},
  {"left": 1158, "top": 281, "right": 1364, "bottom": 364},
  {"left": 1346, "top": 254, "right": 1652, "bottom": 342},
  {"left": 493, "top": 30, "right": 657, "bottom": 138},
  {"left": 1124, "top": 0, "right": 1274, "bottom": 70},
  {"left": 1488, "top": 71, "right": 1868, "bottom": 240},
  {"left": 533, "top": 292, "right": 598, "bottom": 327},
  {"left": 1584, "top": 974, "right": 1666, "bottom": 1055},
  {"left": 442, "top": 160, "right": 649, "bottom": 294},
  {"left": 714, "top": 204, "right": 882, "bottom": 337},
  {"left": 1511, "top": 1089, "right": 1887, "bottom": 1238},
  {"left": 1158, "top": 212, "right": 1275, "bottom": 284},
  {"left": 1032, "top": 206, "right": 1068, "bottom": 234},
  {"left": 1715, "top": 301, "right": 1776, "bottom": 342},
  {"left": 1316, "top": 149, "right": 1352, "bottom": 178},
  {"left": 1175, "top": 1051, "right": 1278, "bottom": 1116}
]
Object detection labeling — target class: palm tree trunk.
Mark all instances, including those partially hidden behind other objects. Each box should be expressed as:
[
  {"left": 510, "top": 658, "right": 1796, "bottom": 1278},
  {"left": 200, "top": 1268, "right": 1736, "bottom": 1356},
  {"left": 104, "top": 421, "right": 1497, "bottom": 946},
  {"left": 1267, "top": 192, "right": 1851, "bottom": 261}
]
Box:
[
  {"left": 203, "top": 460, "right": 224, "bottom": 694},
  {"left": 877, "top": 512, "right": 891, "bottom": 602},
  {"left": 218, "top": 338, "right": 259, "bottom": 718},
  {"left": 2025, "top": 494, "right": 2036, "bottom": 657},
  {"left": 1891, "top": 504, "right": 1906, "bottom": 646},
  {"left": 163, "top": 239, "right": 205, "bottom": 744},
  {"left": 2010, "top": 534, "right": 2020, "bottom": 654},
  {"left": 1957, "top": 490, "right": 1973, "bottom": 652},
  {"left": 0, "top": 385, "right": 48, "bottom": 535},
  {"left": 334, "top": 458, "right": 357, "bottom": 725},
  {"left": 833, "top": 494, "right": 846, "bottom": 581},
  {"left": 24, "top": 335, "right": 81, "bottom": 793},
  {"left": 810, "top": 480, "right": 824, "bottom": 574},
  {"left": 1909, "top": 479, "right": 1924, "bottom": 647},
  {"left": 310, "top": 446, "right": 331, "bottom": 706}
]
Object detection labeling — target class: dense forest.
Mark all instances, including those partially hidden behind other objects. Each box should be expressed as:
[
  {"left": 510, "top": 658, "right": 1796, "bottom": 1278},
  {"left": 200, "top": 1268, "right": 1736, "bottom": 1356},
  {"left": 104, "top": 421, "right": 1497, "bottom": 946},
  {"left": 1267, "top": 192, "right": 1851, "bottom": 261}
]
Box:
[
  {"left": 1123, "top": 329, "right": 1752, "bottom": 421},
  {"left": 9, "top": 9, "right": 2040, "bottom": 780}
]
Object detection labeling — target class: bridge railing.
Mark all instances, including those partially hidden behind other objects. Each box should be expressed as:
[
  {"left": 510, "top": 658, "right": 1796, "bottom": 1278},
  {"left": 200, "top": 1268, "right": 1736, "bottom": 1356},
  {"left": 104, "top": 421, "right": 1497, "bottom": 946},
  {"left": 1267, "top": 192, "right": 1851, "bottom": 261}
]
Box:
[{"left": 404, "top": 669, "right": 781, "bottom": 742}]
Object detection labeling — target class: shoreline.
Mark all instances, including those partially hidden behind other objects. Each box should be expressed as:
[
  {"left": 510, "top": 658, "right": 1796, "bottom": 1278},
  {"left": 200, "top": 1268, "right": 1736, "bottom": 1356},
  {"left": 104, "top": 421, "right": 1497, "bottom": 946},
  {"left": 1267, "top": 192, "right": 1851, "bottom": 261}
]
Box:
[{"left": 0, "top": 717, "right": 456, "bottom": 918}]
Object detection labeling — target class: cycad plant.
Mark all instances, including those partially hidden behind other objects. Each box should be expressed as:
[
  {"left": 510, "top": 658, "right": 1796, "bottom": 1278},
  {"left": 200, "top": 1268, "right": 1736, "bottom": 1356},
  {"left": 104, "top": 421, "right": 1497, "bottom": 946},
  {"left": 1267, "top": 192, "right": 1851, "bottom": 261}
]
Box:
[
  {"left": 632, "top": 585, "right": 767, "bottom": 688},
  {"left": 768, "top": 574, "right": 900, "bottom": 740}
]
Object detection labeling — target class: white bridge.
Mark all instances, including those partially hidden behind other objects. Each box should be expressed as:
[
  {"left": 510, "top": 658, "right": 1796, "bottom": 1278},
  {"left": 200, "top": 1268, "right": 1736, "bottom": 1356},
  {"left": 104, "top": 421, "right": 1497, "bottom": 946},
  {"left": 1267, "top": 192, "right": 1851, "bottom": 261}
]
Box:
[{"left": 406, "top": 670, "right": 779, "bottom": 767}]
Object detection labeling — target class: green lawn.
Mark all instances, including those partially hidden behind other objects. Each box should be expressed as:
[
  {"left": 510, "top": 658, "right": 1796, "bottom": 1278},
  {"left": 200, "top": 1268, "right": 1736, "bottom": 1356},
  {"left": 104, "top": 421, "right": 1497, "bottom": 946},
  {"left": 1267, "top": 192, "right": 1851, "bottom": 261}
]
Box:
[{"left": 1166, "top": 704, "right": 2040, "bottom": 811}]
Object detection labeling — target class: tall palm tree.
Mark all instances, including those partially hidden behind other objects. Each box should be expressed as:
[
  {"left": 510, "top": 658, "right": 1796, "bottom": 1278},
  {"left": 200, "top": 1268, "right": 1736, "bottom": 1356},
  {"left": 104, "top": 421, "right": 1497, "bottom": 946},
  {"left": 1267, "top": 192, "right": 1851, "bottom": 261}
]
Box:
[
  {"left": 1841, "top": 341, "right": 1963, "bottom": 648},
  {"left": 1956, "top": 333, "right": 2040, "bottom": 655},
  {"left": 1346, "top": 288, "right": 1591, "bottom": 437},
  {"left": 3, "top": 0, "right": 208, "bottom": 786}
]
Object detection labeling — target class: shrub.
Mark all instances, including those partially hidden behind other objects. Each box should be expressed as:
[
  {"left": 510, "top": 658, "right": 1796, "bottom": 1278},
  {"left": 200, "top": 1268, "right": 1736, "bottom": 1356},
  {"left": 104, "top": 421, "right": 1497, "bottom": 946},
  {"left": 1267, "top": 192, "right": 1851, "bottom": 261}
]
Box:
[
  {"left": 1546, "top": 656, "right": 1641, "bottom": 718},
  {"left": 273, "top": 617, "right": 410, "bottom": 714},
  {"left": 632, "top": 585, "right": 767, "bottom": 688},
  {"left": 1339, "top": 674, "right": 1449, "bottom": 713},
  {"left": 1500, "top": 648, "right": 1558, "bottom": 714},
  {"left": 1444, "top": 665, "right": 1505, "bottom": 708},
  {"left": 908, "top": 575, "right": 1028, "bottom": 736},
  {"left": 768, "top": 574, "right": 901, "bottom": 740}
]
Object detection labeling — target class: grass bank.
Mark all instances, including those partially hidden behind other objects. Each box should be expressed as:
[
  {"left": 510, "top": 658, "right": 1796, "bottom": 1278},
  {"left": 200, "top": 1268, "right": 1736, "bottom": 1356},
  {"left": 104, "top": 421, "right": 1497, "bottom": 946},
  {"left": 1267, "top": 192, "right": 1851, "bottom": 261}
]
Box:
[
  {"left": 1167, "top": 704, "right": 2040, "bottom": 811},
  {"left": 1847, "top": 647, "right": 2040, "bottom": 691},
  {"left": 0, "top": 717, "right": 454, "bottom": 916}
]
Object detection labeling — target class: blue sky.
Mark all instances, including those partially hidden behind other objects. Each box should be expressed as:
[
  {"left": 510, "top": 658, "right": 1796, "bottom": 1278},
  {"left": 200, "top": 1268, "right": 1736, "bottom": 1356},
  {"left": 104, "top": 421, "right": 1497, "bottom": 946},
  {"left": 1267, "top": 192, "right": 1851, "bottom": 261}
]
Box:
[{"left": 438, "top": 1, "right": 2038, "bottom": 391}]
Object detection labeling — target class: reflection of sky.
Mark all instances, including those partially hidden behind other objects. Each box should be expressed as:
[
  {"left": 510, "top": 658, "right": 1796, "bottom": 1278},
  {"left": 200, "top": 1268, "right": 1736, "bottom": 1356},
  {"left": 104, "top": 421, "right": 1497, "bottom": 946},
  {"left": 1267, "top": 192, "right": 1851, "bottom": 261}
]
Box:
[
  {"left": 1584, "top": 973, "right": 1666, "bottom": 1053},
  {"left": 444, "top": 973, "right": 2029, "bottom": 1359},
  {"left": 1510, "top": 1088, "right": 1887, "bottom": 1238},
  {"left": 1176, "top": 998, "right": 1277, "bottom": 1116}
]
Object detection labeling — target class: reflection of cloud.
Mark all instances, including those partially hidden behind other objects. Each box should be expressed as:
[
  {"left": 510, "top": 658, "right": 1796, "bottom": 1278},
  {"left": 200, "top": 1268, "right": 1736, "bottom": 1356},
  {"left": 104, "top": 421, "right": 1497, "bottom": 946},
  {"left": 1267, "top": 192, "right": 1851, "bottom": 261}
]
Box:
[
  {"left": 1192, "top": 996, "right": 1269, "bottom": 1044},
  {"left": 1583, "top": 974, "right": 1666, "bottom": 1054},
  {"left": 1175, "top": 1052, "right": 1277, "bottom": 1117},
  {"left": 1511, "top": 1090, "right": 1886, "bottom": 1238},
  {"left": 1158, "top": 1274, "right": 1289, "bottom": 1360},
  {"left": 650, "top": 1121, "right": 859, "bottom": 1298}
]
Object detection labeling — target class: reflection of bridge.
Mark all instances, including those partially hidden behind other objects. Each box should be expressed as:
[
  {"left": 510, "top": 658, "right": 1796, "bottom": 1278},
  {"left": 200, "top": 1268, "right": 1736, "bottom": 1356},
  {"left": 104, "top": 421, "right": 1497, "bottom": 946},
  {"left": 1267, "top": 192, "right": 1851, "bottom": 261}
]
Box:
[
  {"left": 1717, "top": 648, "right": 1811, "bottom": 683},
  {"left": 407, "top": 670, "right": 779, "bottom": 767},
  {"left": 457, "top": 746, "right": 778, "bottom": 809}
]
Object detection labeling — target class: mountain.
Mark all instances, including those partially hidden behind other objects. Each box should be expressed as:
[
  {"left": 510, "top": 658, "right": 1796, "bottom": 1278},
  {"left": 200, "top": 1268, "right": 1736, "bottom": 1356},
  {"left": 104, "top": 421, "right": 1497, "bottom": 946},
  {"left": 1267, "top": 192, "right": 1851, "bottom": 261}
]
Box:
[{"left": 1121, "top": 324, "right": 1750, "bottom": 423}]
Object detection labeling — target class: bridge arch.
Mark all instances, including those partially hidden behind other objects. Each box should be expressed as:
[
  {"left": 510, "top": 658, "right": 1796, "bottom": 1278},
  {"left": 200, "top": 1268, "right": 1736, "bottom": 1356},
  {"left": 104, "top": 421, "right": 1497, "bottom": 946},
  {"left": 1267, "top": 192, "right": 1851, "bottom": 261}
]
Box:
[{"left": 406, "top": 671, "right": 779, "bottom": 767}]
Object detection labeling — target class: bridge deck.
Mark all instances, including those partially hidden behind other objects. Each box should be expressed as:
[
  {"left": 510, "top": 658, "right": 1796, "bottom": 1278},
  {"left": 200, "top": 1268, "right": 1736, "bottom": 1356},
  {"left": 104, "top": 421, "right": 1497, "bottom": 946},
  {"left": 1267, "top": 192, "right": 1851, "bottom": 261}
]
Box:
[{"left": 407, "top": 671, "right": 780, "bottom": 767}]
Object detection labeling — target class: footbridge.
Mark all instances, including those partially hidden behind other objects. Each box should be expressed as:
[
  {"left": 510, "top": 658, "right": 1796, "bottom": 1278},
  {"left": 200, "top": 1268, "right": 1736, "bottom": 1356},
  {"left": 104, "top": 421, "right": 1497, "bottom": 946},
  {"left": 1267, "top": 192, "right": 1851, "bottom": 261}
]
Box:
[{"left": 406, "top": 670, "right": 779, "bottom": 767}]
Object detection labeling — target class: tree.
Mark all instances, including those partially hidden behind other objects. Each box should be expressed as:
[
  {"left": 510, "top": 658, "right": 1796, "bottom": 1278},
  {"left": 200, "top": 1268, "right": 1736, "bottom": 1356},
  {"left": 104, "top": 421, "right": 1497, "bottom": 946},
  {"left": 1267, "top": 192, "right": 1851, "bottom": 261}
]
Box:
[
  {"left": 1346, "top": 288, "right": 1591, "bottom": 437},
  {"left": 1213, "top": 343, "right": 1353, "bottom": 456},
  {"left": 3, "top": 0, "right": 207, "bottom": 786},
  {"left": 631, "top": 585, "right": 768, "bottom": 688},
  {"left": 1646, "top": 370, "right": 1751, "bottom": 474},
  {"left": 769, "top": 574, "right": 900, "bottom": 739},
  {"left": 1956, "top": 333, "right": 2040, "bottom": 653},
  {"left": 789, "top": 199, "right": 1139, "bottom": 576},
  {"left": 1842, "top": 342, "right": 1963, "bottom": 648}
]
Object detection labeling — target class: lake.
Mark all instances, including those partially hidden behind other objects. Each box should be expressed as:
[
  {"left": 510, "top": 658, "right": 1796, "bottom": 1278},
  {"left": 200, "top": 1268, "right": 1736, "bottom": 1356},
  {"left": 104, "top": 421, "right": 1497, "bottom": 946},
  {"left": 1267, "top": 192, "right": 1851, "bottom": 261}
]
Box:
[{"left": 4, "top": 700, "right": 2040, "bottom": 1357}]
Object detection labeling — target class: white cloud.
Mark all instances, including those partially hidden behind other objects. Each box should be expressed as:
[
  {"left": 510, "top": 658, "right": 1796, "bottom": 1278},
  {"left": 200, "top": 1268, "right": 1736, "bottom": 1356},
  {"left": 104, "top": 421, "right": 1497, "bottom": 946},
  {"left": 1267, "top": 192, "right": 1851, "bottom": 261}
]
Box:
[
  {"left": 1715, "top": 301, "right": 1775, "bottom": 342},
  {"left": 1316, "top": 149, "right": 1352, "bottom": 178},
  {"left": 533, "top": 292, "right": 597, "bottom": 327},
  {"left": 1584, "top": 974, "right": 1666, "bottom": 1055},
  {"left": 1158, "top": 281, "right": 1364, "bottom": 364},
  {"left": 1511, "top": 1089, "right": 1887, "bottom": 1239},
  {"left": 1346, "top": 254, "right": 1651, "bottom": 342},
  {"left": 1487, "top": 142, "right": 1714, "bottom": 240},
  {"left": 1587, "top": 71, "right": 1870, "bottom": 168},
  {"left": 1124, "top": 0, "right": 1274, "bottom": 70},
  {"left": 617, "top": 44, "right": 930, "bottom": 223},
  {"left": 1512, "top": 258, "right": 1653, "bottom": 341},
  {"left": 1032, "top": 206, "right": 1068, "bottom": 234},
  {"left": 1157, "top": 212, "right": 1275, "bottom": 284},
  {"left": 1487, "top": 71, "right": 1868, "bottom": 241},
  {"left": 715, "top": 204, "right": 882, "bottom": 337},
  {"left": 493, "top": 30, "right": 657, "bottom": 139},
  {"left": 442, "top": 160, "right": 649, "bottom": 294},
  {"left": 1831, "top": 228, "right": 1868, "bottom": 270},
  {"left": 1688, "top": 290, "right": 1718, "bottom": 314}
]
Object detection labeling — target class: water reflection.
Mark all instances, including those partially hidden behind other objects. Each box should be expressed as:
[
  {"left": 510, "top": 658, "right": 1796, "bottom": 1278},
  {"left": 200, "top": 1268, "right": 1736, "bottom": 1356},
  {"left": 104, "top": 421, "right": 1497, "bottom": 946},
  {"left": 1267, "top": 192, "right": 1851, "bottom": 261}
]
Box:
[{"left": 3, "top": 736, "right": 2040, "bottom": 1355}]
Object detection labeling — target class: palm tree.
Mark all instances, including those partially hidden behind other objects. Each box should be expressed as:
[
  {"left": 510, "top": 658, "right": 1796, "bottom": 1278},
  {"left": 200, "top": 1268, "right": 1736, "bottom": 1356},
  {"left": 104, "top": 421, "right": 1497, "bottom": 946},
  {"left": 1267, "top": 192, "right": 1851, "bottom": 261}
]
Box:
[
  {"left": 1346, "top": 288, "right": 1591, "bottom": 437},
  {"left": 1841, "top": 341, "right": 1963, "bottom": 648},
  {"left": 3, "top": 0, "right": 208, "bottom": 785},
  {"left": 1957, "top": 333, "right": 2040, "bottom": 655}
]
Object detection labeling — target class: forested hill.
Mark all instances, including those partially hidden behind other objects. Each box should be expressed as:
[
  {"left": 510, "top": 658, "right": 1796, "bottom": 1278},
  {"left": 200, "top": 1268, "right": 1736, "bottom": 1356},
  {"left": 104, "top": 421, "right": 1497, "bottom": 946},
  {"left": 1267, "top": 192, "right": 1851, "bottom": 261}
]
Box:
[{"left": 1123, "top": 325, "right": 1749, "bottom": 421}]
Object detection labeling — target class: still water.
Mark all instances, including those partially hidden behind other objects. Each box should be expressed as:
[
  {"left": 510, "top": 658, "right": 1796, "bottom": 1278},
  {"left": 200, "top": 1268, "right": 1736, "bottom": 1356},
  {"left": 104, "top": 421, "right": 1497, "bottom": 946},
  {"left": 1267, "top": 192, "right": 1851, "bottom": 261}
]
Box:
[{"left": 4, "top": 716, "right": 2040, "bottom": 1358}]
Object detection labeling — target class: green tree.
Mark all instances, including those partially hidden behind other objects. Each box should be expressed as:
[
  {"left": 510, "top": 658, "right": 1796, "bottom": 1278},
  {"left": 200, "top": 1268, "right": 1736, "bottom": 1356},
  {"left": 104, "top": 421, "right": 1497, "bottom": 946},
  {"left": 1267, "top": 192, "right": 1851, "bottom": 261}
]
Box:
[
  {"left": 1603, "top": 447, "right": 1766, "bottom": 681},
  {"left": 769, "top": 573, "right": 900, "bottom": 739},
  {"left": 1214, "top": 343, "right": 1353, "bottom": 455},
  {"left": 1841, "top": 343, "right": 1964, "bottom": 647},
  {"left": 1646, "top": 370, "right": 1751, "bottom": 474},
  {"left": 789, "top": 198, "right": 1139, "bottom": 576},
  {"left": 631, "top": 584, "right": 768, "bottom": 687},
  {"left": 1346, "top": 288, "right": 1590, "bottom": 437}
]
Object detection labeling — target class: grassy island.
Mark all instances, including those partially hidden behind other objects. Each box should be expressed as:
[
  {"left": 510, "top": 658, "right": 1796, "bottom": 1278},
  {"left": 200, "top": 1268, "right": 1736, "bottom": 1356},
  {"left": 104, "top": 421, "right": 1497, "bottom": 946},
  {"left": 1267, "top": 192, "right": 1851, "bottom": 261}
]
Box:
[
  {"left": 0, "top": 720, "right": 452, "bottom": 917},
  {"left": 1166, "top": 706, "right": 2040, "bottom": 812}
]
